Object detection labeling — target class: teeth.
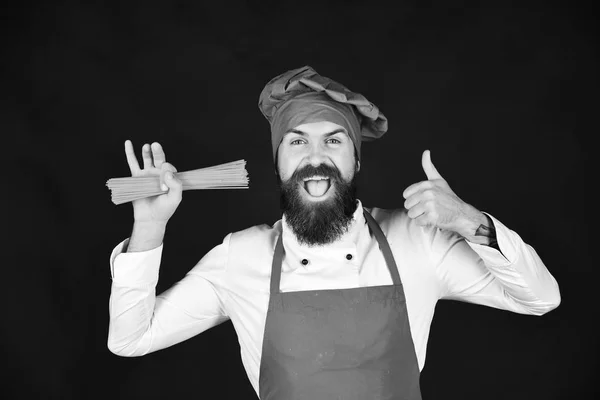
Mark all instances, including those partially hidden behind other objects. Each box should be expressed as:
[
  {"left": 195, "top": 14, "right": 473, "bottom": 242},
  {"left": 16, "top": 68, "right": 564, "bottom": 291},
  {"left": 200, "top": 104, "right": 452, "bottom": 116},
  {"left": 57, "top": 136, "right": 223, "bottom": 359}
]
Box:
[{"left": 303, "top": 176, "right": 329, "bottom": 181}]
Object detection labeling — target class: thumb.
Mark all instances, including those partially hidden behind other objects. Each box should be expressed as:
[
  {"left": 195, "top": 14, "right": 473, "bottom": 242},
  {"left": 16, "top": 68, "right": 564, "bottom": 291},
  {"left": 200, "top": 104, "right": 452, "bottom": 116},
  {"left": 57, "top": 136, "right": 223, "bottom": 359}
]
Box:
[
  {"left": 164, "top": 171, "right": 181, "bottom": 189},
  {"left": 164, "top": 171, "right": 183, "bottom": 202},
  {"left": 159, "top": 163, "right": 179, "bottom": 191},
  {"left": 421, "top": 150, "right": 443, "bottom": 180}
]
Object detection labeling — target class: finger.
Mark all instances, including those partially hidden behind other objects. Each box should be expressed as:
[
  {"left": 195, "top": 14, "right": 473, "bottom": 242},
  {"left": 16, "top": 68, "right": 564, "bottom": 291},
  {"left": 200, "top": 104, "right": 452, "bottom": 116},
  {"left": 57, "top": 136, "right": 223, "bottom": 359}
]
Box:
[
  {"left": 406, "top": 203, "right": 425, "bottom": 220},
  {"left": 159, "top": 163, "right": 178, "bottom": 191},
  {"left": 151, "top": 142, "right": 166, "bottom": 168},
  {"left": 142, "top": 143, "right": 153, "bottom": 169},
  {"left": 422, "top": 150, "right": 443, "bottom": 180},
  {"left": 413, "top": 213, "right": 432, "bottom": 227},
  {"left": 164, "top": 171, "right": 183, "bottom": 203},
  {"left": 124, "top": 140, "right": 141, "bottom": 175},
  {"left": 161, "top": 162, "right": 177, "bottom": 174},
  {"left": 403, "top": 192, "right": 422, "bottom": 210},
  {"left": 402, "top": 180, "right": 432, "bottom": 199}
]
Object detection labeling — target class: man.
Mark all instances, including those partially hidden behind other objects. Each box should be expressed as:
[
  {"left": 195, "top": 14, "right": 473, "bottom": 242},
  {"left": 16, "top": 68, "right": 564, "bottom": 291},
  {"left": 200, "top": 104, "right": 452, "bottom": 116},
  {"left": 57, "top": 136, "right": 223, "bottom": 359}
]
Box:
[{"left": 108, "top": 66, "right": 560, "bottom": 400}]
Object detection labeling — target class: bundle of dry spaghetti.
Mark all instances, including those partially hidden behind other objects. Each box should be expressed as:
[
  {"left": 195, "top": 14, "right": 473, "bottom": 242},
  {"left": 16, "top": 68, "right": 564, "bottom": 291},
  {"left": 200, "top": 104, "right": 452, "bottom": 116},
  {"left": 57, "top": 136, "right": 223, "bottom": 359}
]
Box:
[{"left": 106, "top": 160, "right": 249, "bottom": 205}]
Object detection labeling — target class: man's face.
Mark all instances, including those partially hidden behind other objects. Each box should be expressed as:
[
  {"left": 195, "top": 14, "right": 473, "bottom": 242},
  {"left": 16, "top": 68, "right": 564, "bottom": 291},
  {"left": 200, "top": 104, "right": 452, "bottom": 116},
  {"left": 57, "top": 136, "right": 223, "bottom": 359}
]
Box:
[
  {"left": 276, "top": 121, "right": 360, "bottom": 246},
  {"left": 277, "top": 121, "right": 358, "bottom": 198}
]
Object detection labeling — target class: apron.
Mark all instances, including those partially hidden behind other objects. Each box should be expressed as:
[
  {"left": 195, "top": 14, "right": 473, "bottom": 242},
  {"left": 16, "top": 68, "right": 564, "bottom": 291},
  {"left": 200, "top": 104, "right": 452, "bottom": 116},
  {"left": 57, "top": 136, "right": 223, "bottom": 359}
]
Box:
[{"left": 258, "top": 209, "right": 422, "bottom": 400}]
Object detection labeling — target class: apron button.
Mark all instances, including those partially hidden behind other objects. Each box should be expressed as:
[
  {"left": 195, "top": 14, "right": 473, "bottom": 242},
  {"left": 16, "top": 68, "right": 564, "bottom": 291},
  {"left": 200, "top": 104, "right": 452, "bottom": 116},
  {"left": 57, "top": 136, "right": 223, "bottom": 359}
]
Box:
[
  {"left": 301, "top": 258, "right": 309, "bottom": 266},
  {"left": 346, "top": 254, "right": 353, "bottom": 260}
]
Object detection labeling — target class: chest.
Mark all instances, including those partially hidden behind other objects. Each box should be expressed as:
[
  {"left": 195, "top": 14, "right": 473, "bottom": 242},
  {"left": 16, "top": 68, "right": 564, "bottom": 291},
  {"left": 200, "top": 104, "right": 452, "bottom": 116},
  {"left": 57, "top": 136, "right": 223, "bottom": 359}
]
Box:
[{"left": 224, "top": 239, "right": 440, "bottom": 328}]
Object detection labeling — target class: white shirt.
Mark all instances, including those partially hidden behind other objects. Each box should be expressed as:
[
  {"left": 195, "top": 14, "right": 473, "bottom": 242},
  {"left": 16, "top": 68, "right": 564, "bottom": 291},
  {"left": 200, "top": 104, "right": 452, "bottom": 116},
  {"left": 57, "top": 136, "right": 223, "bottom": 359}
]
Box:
[{"left": 107, "top": 200, "right": 560, "bottom": 396}]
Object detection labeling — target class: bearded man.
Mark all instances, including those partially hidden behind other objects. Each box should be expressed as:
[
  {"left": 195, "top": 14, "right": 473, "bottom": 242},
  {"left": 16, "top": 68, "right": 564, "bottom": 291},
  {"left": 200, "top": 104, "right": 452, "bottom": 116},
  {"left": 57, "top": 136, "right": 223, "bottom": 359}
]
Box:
[{"left": 107, "top": 66, "right": 560, "bottom": 400}]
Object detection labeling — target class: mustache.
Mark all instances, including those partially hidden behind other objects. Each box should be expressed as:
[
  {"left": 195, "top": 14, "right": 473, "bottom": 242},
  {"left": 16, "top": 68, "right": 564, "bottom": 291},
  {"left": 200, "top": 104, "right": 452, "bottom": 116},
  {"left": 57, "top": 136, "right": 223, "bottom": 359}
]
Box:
[{"left": 289, "top": 164, "right": 343, "bottom": 183}]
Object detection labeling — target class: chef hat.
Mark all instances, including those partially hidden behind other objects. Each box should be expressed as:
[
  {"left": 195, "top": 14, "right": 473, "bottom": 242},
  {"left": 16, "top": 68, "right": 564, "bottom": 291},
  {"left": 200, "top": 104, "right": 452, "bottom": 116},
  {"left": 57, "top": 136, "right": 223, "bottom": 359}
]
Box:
[{"left": 258, "top": 65, "right": 388, "bottom": 162}]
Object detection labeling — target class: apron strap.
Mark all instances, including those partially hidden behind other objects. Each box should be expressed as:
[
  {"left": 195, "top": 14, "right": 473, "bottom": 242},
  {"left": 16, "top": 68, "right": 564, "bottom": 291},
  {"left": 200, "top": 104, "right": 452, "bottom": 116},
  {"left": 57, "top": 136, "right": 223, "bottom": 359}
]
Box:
[
  {"left": 270, "top": 233, "right": 285, "bottom": 294},
  {"left": 363, "top": 209, "right": 402, "bottom": 286},
  {"left": 269, "top": 207, "right": 402, "bottom": 293}
]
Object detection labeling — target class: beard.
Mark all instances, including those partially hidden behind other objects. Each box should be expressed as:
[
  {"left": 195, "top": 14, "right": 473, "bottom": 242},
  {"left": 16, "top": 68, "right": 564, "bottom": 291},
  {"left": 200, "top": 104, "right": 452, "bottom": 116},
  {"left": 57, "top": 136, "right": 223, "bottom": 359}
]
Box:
[{"left": 279, "top": 163, "right": 358, "bottom": 247}]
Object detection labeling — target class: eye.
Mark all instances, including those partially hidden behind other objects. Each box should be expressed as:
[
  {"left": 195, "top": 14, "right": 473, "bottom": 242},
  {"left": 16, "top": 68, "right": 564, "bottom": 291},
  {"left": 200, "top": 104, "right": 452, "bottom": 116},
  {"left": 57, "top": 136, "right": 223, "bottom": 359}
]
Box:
[
  {"left": 326, "top": 138, "right": 341, "bottom": 144},
  {"left": 290, "top": 139, "right": 305, "bottom": 145}
]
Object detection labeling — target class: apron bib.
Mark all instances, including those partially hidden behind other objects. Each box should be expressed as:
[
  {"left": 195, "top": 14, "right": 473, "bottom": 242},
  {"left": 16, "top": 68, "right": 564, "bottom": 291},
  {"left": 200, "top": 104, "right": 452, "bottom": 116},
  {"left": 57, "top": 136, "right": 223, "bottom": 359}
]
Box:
[{"left": 259, "top": 209, "right": 421, "bottom": 400}]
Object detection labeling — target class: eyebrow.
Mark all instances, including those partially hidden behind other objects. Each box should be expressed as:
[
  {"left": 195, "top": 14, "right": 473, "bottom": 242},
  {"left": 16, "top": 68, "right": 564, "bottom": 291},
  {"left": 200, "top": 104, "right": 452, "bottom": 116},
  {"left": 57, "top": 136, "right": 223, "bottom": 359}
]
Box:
[{"left": 286, "top": 128, "right": 347, "bottom": 137}]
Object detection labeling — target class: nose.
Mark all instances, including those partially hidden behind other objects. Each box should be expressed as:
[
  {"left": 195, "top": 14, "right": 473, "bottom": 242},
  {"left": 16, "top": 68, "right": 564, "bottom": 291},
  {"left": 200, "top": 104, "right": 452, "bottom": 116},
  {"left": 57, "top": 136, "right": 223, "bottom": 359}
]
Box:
[{"left": 306, "top": 141, "right": 328, "bottom": 166}]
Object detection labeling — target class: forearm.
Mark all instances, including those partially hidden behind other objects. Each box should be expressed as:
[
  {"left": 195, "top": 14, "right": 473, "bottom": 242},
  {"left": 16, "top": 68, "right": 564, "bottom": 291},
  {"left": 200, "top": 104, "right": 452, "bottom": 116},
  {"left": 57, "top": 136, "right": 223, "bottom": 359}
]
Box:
[
  {"left": 439, "top": 212, "right": 561, "bottom": 315},
  {"left": 108, "top": 281, "right": 158, "bottom": 356},
  {"left": 126, "top": 221, "right": 167, "bottom": 252},
  {"left": 107, "top": 235, "right": 232, "bottom": 356}
]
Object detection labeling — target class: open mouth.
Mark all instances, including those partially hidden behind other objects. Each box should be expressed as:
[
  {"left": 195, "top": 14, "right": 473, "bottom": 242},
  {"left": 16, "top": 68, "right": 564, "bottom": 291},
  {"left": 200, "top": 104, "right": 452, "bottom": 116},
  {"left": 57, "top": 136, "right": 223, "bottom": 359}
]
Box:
[{"left": 302, "top": 175, "right": 331, "bottom": 198}]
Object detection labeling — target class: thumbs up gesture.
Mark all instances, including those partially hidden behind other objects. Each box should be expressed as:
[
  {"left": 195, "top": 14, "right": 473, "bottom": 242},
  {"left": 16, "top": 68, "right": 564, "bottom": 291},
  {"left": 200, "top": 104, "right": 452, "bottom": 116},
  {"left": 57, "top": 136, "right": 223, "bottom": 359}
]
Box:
[{"left": 402, "top": 150, "right": 482, "bottom": 235}]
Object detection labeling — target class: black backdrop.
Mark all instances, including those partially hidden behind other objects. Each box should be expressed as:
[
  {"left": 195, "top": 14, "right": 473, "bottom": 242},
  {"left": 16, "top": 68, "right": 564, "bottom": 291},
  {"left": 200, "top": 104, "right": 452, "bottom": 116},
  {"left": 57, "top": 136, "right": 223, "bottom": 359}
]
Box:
[{"left": 2, "top": 1, "right": 596, "bottom": 399}]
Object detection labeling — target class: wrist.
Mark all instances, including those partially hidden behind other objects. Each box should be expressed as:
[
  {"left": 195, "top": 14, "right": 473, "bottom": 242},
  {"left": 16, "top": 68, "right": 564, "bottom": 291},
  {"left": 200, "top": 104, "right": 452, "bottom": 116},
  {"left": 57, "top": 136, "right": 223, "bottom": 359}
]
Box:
[
  {"left": 127, "top": 220, "right": 167, "bottom": 252},
  {"left": 456, "top": 205, "right": 487, "bottom": 240},
  {"left": 457, "top": 207, "right": 498, "bottom": 247},
  {"left": 133, "top": 219, "right": 168, "bottom": 231}
]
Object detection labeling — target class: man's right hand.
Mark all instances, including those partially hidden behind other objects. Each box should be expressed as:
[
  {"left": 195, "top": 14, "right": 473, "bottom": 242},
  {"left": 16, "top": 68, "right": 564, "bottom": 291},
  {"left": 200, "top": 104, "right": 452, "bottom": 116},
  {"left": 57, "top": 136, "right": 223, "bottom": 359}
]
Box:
[
  {"left": 125, "top": 140, "right": 183, "bottom": 224},
  {"left": 123, "top": 140, "right": 182, "bottom": 252}
]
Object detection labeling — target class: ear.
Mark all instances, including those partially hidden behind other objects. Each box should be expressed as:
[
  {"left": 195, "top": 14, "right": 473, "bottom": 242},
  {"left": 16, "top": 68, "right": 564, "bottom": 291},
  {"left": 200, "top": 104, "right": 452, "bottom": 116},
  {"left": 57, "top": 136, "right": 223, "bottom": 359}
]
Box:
[
  {"left": 353, "top": 146, "right": 360, "bottom": 173},
  {"left": 274, "top": 151, "right": 280, "bottom": 175}
]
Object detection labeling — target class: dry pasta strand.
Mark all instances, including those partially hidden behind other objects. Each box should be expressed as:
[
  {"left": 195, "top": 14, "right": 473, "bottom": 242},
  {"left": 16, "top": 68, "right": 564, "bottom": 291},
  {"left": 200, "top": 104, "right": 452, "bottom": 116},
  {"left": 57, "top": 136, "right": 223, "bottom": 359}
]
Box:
[{"left": 106, "top": 159, "right": 249, "bottom": 205}]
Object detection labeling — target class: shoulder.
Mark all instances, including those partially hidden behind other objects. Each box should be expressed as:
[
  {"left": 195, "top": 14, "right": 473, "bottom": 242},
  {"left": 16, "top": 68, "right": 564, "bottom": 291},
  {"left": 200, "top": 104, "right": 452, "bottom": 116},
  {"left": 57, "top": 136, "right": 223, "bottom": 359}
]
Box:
[
  {"left": 221, "top": 220, "right": 282, "bottom": 275},
  {"left": 364, "top": 206, "right": 410, "bottom": 234},
  {"left": 364, "top": 205, "right": 460, "bottom": 253},
  {"left": 228, "top": 220, "right": 282, "bottom": 251}
]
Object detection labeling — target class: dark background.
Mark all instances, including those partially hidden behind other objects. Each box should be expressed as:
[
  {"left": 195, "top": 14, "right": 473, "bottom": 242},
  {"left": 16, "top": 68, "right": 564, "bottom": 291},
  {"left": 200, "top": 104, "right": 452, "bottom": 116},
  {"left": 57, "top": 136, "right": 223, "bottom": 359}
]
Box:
[{"left": 2, "top": 0, "right": 596, "bottom": 399}]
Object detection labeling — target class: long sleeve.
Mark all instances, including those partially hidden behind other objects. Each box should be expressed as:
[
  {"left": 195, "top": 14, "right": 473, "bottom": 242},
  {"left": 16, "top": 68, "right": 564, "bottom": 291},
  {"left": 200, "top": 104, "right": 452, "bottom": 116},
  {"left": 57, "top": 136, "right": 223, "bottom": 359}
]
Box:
[
  {"left": 107, "top": 235, "right": 231, "bottom": 357},
  {"left": 432, "top": 213, "right": 561, "bottom": 315}
]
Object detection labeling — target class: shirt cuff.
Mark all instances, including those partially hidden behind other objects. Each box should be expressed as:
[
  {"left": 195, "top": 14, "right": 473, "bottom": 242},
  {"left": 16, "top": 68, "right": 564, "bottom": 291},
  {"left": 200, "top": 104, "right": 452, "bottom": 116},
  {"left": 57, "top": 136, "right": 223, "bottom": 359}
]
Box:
[
  {"left": 109, "top": 238, "right": 163, "bottom": 284},
  {"left": 464, "top": 212, "right": 516, "bottom": 268}
]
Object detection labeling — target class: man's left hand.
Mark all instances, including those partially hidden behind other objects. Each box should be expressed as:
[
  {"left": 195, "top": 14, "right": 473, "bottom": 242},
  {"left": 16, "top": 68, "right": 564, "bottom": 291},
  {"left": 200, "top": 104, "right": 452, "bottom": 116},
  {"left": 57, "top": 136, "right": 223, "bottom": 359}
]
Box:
[{"left": 402, "top": 150, "right": 487, "bottom": 238}]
